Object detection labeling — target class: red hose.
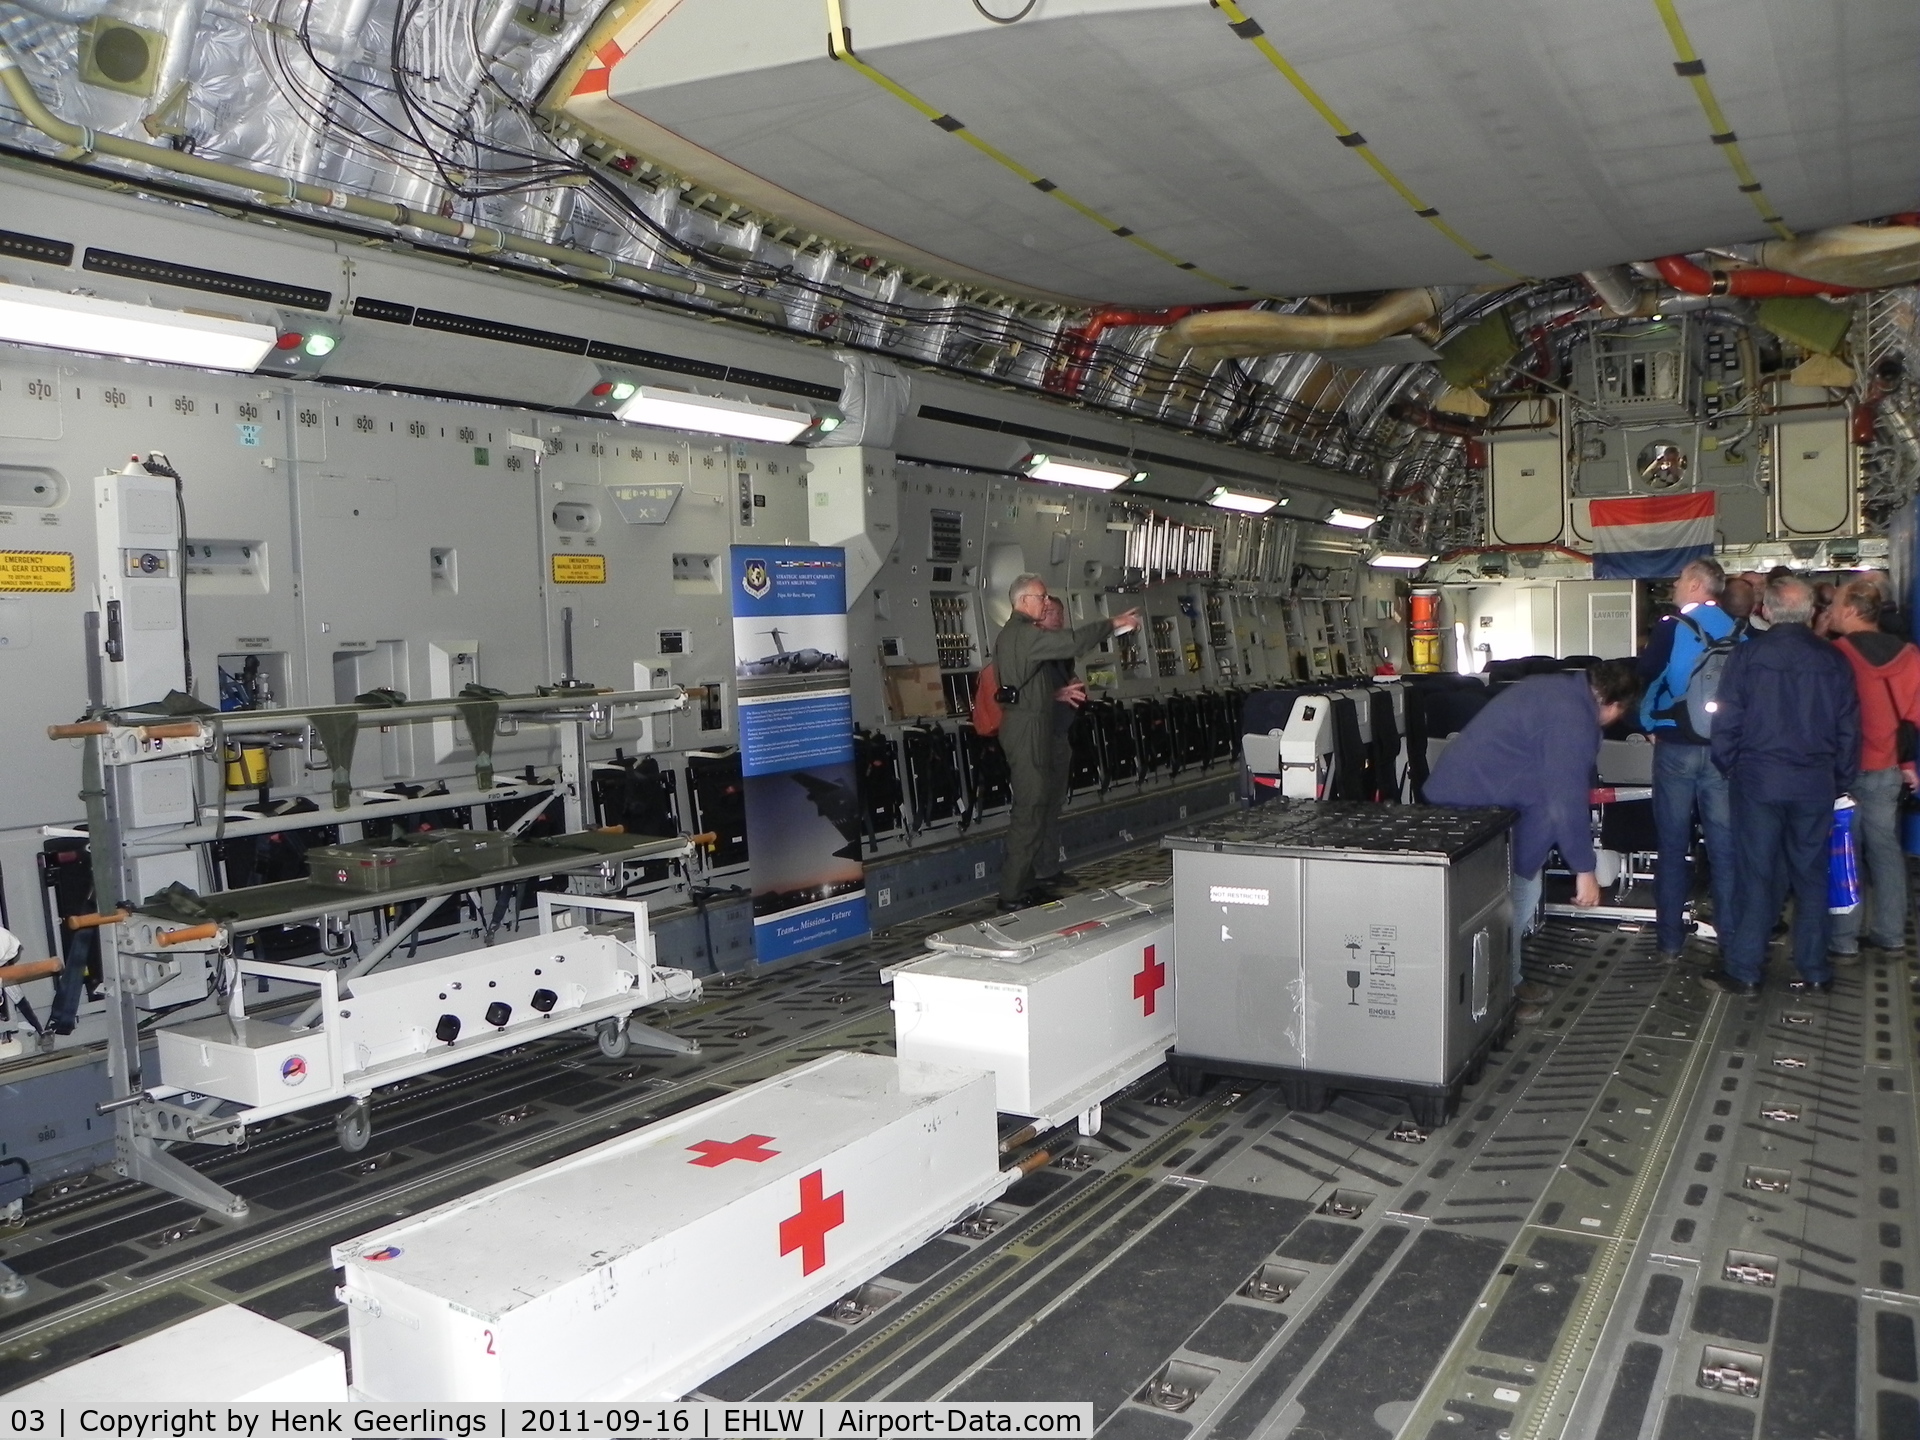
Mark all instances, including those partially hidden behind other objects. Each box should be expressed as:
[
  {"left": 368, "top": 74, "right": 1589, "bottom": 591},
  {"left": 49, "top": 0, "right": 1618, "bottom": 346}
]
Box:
[
  {"left": 1045, "top": 302, "right": 1255, "bottom": 396},
  {"left": 1653, "top": 254, "right": 1856, "bottom": 299}
]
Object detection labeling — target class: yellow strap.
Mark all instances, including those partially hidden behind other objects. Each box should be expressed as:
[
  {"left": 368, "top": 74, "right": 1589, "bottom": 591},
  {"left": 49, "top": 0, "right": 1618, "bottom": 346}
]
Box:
[
  {"left": 823, "top": 1, "right": 1258, "bottom": 294},
  {"left": 1648, "top": 0, "right": 1794, "bottom": 241},
  {"left": 1210, "top": 0, "right": 1524, "bottom": 279}
]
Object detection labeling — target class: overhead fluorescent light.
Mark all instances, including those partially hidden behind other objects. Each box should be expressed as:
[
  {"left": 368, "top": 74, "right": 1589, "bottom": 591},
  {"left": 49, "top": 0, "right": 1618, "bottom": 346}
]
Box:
[
  {"left": 1020, "top": 453, "right": 1143, "bottom": 491},
  {"left": 1368, "top": 550, "right": 1434, "bottom": 570},
  {"left": 615, "top": 387, "right": 815, "bottom": 443},
  {"left": 1326, "top": 506, "right": 1381, "bottom": 530},
  {"left": 0, "top": 285, "right": 277, "bottom": 371},
  {"left": 1209, "top": 487, "right": 1279, "bottom": 514}
]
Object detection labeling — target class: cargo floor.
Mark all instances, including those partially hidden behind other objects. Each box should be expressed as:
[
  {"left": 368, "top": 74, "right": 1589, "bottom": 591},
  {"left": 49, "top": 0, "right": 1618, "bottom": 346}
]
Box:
[{"left": 0, "top": 848, "right": 1915, "bottom": 1440}]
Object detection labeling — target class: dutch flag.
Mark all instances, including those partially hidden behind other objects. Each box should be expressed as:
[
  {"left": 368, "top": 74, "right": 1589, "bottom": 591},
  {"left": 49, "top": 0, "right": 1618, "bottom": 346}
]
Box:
[{"left": 1588, "top": 492, "right": 1717, "bottom": 580}]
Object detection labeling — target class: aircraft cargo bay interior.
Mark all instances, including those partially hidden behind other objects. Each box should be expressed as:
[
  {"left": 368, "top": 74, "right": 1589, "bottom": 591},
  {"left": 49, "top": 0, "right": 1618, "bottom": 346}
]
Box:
[{"left": 0, "top": 1, "right": 1915, "bottom": 1436}]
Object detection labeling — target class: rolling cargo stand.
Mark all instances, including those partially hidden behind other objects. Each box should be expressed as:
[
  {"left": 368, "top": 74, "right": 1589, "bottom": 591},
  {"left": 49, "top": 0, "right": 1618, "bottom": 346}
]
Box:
[
  {"left": 1163, "top": 802, "right": 1515, "bottom": 1126},
  {"left": 884, "top": 882, "right": 1174, "bottom": 1139}
]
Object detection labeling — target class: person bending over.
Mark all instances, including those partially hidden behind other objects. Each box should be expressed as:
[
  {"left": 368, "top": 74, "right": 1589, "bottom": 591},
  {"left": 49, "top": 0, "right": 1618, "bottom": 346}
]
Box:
[{"left": 1425, "top": 660, "right": 1642, "bottom": 1024}]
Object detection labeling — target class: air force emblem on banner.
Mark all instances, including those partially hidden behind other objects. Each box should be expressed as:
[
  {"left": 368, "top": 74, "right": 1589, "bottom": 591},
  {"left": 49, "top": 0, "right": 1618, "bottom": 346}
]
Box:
[{"left": 742, "top": 559, "right": 772, "bottom": 599}]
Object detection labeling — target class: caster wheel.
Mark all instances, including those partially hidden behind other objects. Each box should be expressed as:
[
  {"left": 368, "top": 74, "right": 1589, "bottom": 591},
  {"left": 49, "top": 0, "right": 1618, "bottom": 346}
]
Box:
[
  {"left": 597, "top": 1018, "right": 631, "bottom": 1059},
  {"left": 336, "top": 1101, "right": 372, "bottom": 1155}
]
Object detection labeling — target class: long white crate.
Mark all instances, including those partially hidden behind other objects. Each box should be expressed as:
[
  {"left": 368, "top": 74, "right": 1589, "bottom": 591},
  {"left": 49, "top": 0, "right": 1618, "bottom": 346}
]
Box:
[
  {"left": 885, "top": 883, "right": 1175, "bottom": 1131},
  {"left": 335, "top": 1051, "right": 1005, "bottom": 1401},
  {"left": 2, "top": 1305, "right": 347, "bottom": 1401}
]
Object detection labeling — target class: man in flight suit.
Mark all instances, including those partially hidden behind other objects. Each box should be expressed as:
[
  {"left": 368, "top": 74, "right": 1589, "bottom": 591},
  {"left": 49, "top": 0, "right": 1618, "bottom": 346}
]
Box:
[
  {"left": 1032, "top": 595, "right": 1090, "bottom": 892},
  {"left": 994, "top": 575, "right": 1140, "bottom": 908}
]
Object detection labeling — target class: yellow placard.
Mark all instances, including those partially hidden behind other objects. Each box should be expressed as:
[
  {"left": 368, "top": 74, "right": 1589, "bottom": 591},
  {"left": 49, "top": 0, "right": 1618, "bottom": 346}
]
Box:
[
  {"left": 550, "top": 553, "right": 607, "bottom": 585},
  {"left": 0, "top": 551, "right": 74, "bottom": 593}
]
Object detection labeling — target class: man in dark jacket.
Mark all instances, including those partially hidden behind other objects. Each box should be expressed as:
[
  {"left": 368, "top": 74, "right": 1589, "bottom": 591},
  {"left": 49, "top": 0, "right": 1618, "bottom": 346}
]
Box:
[
  {"left": 1425, "top": 660, "right": 1642, "bottom": 1024},
  {"left": 993, "top": 576, "right": 1140, "bottom": 908},
  {"left": 1707, "top": 576, "right": 1861, "bottom": 995}
]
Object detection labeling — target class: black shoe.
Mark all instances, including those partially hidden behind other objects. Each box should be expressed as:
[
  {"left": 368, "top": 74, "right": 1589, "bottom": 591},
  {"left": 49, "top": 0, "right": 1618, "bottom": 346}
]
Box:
[
  {"left": 1699, "top": 969, "right": 1762, "bottom": 996},
  {"left": 1022, "top": 884, "right": 1065, "bottom": 905},
  {"left": 1787, "top": 978, "right": 1834, "bottom": 995}
]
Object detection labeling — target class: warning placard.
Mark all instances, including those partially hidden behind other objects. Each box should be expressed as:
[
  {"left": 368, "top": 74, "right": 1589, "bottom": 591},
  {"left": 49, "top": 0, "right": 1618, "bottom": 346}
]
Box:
[
  {"left": 0, "top": 551, "right": 74, "bottom": 592},
  {"left": 550, "top": 553, "right": 606, "bottom": 585}
]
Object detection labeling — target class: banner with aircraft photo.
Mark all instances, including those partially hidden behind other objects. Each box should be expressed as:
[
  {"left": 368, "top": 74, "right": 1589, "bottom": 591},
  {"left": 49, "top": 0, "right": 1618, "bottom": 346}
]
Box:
[{"left": 730, "top": 546, "right": 868, "bottom": 964}]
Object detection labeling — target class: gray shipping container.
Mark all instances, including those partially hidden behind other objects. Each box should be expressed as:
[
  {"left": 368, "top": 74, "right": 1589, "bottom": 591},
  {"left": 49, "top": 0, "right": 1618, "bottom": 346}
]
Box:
[{"left": 1163, "top": 801, "right": 1515, "bottom": 1125}]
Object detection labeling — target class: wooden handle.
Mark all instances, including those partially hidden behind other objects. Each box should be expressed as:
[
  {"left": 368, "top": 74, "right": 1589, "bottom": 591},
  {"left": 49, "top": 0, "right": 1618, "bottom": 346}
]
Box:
[
  {"left": 67, "top": 910, "right": 130, "bottom": 931},
  {"left": 0, "top": 957, "right": 62, "bottom": 985},
  {"left": 594, "top": 824, "right": 627, "bottom": 835},
  {"left": 47, "top": 722, "right": 109, "bottom": 739},
  {"left": 48, "top": 721, "right": 201, "bottom": 740},
  {"left": 688, "top": 831, "right": 718, "bottom": 848},
  {"left": 140, "top": 722, "right": 203, "bottom": 740},
  {"left": 157, "top": 923, "right": 219, "bottom": 947}
]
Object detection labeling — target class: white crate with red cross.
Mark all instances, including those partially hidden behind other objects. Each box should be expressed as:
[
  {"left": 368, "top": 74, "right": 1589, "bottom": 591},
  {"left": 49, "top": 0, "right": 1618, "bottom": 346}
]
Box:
[
  {"left": 884, "top": 882, "right": 1175, "bottom": 1134},
  {"left": 332, "top": 1052, "right": 1006, "bottom": 1401}
]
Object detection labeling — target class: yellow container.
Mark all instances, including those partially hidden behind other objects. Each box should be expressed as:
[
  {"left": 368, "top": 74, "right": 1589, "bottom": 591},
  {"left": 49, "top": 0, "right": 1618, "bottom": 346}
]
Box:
[
  {"left": 224, "top": 743, "right": 271, "bottom": 789},
  {"left": 1410, "top": 632, "right": 1443, "bottom": 673}
]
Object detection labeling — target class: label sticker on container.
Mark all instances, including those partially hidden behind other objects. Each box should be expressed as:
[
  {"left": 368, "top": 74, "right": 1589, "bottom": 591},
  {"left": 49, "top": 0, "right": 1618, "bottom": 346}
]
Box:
[
  {"left": 1209, "top": 885, "right": 1269, "bottom": 906},
  {"left": 280, "top": 1055, "right": 308, "bottom": 1086},
  {"left": 363, "top": 1245, "right": 403, "bottom": 1262}
]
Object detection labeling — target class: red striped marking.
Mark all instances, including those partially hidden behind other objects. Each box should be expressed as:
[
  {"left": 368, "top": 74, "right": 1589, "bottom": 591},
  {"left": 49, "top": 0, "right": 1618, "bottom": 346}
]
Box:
[{"left": 1588, "top": 491, "right": 1716, "bottom": 527}]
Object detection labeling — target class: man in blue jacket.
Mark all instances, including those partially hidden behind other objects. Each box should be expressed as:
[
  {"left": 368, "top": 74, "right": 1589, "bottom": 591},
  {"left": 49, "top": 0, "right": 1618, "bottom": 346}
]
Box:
[
  {"left": 1707, "top": 576, "right": 1861, "bottom": 995},
  {"left": 1426, "top": 661, "right": 1643, "bottom": 1023},
  {"left": 1637, "top": 558, "right": 1740, "bottom": 964}
]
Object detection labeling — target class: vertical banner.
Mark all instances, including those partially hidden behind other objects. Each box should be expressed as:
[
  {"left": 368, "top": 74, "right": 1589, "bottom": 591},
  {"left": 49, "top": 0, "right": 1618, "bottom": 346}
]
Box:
[{"left": 731, "top": 546, "right": 868, "bottom": 963}]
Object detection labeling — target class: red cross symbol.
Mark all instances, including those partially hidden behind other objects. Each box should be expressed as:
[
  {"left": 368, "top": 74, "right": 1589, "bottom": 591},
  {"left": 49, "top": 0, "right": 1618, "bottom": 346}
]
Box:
[
  {"left": 778, "top": 1169, "right": 845, "bottom": 1276},
  {"left": 1133, "top": 944, "right": 1167, "bottom": 1017},
  {"left": 686, "top": 1133, "right": 780, "bottom": 1167}
]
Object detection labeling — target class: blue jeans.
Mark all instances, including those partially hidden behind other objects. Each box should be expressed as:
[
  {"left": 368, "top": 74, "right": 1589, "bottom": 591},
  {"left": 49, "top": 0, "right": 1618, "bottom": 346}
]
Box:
[
  {"left": 1727, "top": 793, "right": 1834, "bottom": 985},
  {"left": 1510, "top": 867, "right": 1541, "bottom": 989},
  {"left": 1831, "top": 768, "right": 1907, "bottom": 952},
  {"left": 1652, "top": 740, "right": 1736, "bottom": 954}
]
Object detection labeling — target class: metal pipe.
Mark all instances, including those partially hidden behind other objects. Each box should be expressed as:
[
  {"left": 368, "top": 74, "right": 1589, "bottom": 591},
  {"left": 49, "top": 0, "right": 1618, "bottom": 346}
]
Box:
[
  {"left": 0, "top": 45, "right": 785, "bottom": 324},
  {"left": 183, "top": 686, "right": 684, "bottom": 738},
  {"left": 1580, "top": 267, "right": 1652, "bottom": 317}
]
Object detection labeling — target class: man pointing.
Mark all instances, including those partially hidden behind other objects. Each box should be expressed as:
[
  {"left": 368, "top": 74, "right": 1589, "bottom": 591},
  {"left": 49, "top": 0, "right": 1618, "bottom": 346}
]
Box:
[{"left": 993, "top": 575, "right": 1141, "bottom": 908}]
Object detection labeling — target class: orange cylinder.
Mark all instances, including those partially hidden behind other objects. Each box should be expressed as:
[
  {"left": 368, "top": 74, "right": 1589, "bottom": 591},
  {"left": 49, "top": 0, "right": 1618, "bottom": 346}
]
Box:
[{"left": 1409, "top": 589, "right": 1442, "bottom": 632}]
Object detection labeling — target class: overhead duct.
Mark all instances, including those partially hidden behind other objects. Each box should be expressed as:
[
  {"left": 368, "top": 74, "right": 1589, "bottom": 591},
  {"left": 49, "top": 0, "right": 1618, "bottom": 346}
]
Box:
[
  {"left": 1581, "top": 267, "right": 1655, "bottom": 317},
  {"left": 1158, "top": 289, "right": 1443, "bottom": 362},
  {"left": 1756, "top": 223, "right": 1920, "bottom": 290}
]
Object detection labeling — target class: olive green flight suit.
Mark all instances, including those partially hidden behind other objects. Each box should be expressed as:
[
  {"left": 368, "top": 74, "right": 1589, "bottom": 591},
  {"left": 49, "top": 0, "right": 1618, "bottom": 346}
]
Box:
[{"left": 992, "top": 611, "right": 1114, "bottom": 904}]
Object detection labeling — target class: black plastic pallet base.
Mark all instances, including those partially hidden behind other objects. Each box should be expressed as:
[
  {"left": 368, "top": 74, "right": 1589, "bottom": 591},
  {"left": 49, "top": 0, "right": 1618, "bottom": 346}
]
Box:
[{"left": 1167, "top": 1009, "right": 1518, "bottom": 1128}]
